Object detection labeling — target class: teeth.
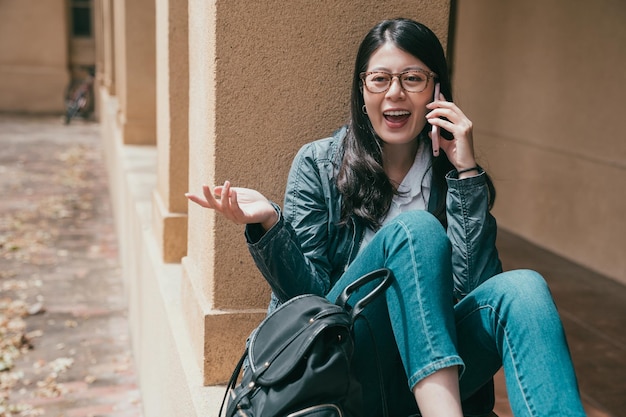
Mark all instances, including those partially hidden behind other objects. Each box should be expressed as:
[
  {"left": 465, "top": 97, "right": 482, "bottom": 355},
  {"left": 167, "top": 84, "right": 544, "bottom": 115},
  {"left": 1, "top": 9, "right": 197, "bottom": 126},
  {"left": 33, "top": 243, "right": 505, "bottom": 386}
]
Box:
[{"left": 384, "top": 110, "right": 410, "bottom": 116}]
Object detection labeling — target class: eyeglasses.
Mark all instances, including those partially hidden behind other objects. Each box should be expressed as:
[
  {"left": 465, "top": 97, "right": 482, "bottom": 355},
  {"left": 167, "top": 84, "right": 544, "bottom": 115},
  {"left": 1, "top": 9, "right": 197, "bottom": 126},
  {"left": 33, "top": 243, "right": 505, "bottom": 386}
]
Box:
[{"left": 360, "top": 69, "right": 437, "bottom": 94}]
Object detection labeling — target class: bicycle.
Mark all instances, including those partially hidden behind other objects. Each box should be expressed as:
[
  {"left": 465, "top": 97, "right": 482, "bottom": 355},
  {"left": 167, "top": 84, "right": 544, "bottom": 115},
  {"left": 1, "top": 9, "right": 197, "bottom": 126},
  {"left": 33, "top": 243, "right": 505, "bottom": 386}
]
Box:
[{"left": 64, "top": 67, "right": 94, "bottom": 124}]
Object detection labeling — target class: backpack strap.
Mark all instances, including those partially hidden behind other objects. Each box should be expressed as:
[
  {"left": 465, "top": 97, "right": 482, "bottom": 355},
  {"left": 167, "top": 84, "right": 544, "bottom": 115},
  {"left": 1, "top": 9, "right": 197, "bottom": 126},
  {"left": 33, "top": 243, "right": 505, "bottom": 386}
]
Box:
[
  {"left": 218, "top": 350, "right": 248, "bottom": 417},
  {"left": 335, "top": 268, "right": 393, "bottom": 321}
]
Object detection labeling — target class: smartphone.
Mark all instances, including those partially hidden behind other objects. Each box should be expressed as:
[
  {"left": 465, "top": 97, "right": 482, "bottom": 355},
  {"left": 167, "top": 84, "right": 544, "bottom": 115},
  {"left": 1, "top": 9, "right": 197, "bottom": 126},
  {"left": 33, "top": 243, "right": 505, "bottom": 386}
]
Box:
[{"left": 430, "top": 83, "right": 440, "bottom": 157}]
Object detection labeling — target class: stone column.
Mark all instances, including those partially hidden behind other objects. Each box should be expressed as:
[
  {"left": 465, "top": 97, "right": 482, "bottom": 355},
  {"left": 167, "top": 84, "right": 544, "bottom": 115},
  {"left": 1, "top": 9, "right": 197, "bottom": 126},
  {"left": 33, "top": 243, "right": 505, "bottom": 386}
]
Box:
[
  {"left": 93, "top": 0, "right": 104, "bottom": 119},
  {"left": 100, "top": 0, "right": 116, "bottom": 95},
  {"left": 112, "top": 0, "right": 156, "bottom": 145},
  {"left": 152, "top": 0, "right": 189, "bottom": 263},
  {"left": 183, "top": 0, "right": 451, "bottom": 384}
]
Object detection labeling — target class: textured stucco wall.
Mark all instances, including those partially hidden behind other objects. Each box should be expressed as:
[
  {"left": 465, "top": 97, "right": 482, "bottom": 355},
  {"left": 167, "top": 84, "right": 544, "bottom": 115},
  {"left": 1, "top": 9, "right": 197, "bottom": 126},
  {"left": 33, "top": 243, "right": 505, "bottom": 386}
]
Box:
[
  {"left": 0, "top": 0, "right": 69, "bottom": 113},
  {"left": 454, "top": 0, "right": 626, "bottom": 283},
  {"left": 187, "top": 0, "right": 451, "bottom": 311}
]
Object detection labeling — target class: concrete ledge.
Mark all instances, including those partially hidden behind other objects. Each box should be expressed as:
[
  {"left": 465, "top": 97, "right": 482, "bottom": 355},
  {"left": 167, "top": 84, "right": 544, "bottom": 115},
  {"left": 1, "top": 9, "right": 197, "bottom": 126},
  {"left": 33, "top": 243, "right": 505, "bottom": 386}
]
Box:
[{"left": 100, "top": 90, "right": 226, "bottom": 416}]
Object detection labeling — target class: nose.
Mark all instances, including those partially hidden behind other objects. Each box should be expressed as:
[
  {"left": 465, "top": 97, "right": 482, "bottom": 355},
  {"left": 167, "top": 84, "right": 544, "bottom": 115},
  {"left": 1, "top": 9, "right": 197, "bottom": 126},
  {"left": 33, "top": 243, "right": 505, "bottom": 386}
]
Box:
[{"left": 385, "top": 76, "right": 405, "bottom": 99}]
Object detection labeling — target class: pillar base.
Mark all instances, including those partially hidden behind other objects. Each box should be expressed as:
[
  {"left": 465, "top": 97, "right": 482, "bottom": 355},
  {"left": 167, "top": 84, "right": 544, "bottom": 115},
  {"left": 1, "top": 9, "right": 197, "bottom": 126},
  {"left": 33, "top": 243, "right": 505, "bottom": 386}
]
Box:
[
  {"left": 181, "top": 256, "right": 266, "bottom": 385},
  {"left": 152, "top": 190, "right": 188, "bottom": 263}
]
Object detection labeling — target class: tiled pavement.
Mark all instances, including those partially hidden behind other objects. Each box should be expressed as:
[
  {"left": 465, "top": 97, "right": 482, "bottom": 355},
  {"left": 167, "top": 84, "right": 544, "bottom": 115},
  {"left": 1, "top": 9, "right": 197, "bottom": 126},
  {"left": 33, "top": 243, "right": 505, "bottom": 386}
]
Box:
[
  {"left": 0, "top": 114, "right": 624, "bottom": 416},
  {"left": 0, "top": 115, "right": 142, "bottom": 417}
]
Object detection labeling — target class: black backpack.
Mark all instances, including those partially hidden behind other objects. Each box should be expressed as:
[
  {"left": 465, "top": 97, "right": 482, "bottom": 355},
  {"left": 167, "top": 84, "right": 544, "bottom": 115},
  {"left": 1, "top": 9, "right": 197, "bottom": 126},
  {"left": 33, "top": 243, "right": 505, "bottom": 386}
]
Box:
[{"left": 219, "top": 268, "right": 393, "bottom": 417}]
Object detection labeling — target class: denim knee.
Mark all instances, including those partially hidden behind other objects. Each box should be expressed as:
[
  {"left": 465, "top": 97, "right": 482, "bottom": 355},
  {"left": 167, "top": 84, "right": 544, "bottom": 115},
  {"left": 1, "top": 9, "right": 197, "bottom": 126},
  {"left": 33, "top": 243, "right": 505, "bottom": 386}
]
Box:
[
  {"left": 481, "top": 269, "right": 557, "bottom": 323},
  {"left": 377, "top": 211, "right": 451, "bottom": 278},
  {"left": 497, "top": 269, "right": 551, "bottom": 302},
  {"left": 381, "top": 210, "right": 448, "bottom": 251}
]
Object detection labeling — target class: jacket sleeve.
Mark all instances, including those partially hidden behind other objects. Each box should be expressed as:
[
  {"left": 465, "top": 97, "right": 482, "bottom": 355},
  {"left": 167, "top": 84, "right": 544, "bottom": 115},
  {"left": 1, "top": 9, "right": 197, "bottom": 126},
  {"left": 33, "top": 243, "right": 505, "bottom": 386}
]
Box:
[
  {"left": 245, "top": 142, "right": 333, "bottom": 302},
  {"left": 445, "top": 169, "right": 503, "bottom": 300}
]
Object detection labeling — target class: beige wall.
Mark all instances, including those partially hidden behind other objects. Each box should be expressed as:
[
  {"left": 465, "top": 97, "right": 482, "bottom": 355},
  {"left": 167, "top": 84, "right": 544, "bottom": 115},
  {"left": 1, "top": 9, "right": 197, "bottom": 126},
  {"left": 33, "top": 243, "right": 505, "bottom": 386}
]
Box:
[
  {"left": 0, "top": 0, "right": 70, "bottom": 113},
  {"left": 454, "top": 0, "right": 626, "bottom": 284}
]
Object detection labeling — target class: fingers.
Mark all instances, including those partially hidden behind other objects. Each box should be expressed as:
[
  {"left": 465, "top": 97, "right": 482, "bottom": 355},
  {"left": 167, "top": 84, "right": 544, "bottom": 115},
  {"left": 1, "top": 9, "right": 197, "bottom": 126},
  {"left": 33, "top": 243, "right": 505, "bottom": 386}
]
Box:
[
  {"left": 425, "top": 98, "right": 476, "bottom": 167},
  {"left": 187, "top": 182, "right": 277, "bottom": 226},
  {"left": 203, "top": 184, "right": 222, "bottom": 208},
  {"left": 185, "top": 185, "right": 216, "bottom": 209},
  {"left": 426, "top": 102, "right": 466, "bottom": 122},
  {"left": 426, "top": 101, "right": 472, "bottom": 138},
  {"left": 185, "top": 192, "right": 208, "bottom": 207},
  {"left": 426, "top": 95, "right": 468, "bottom": 118},
  {"left": 220, "top": 181, "right": 232, "bottom": 213},
  {"left": 197, "top": 181, "right": 244, "bottom": 224},
  {"left": 185, "top": 182, "right": 231, "bottom": 211},
  {"left": 228, "top": 188, "right": 248, "bottom": 222},
  {"left": 218, "top": 181, "right": 243, "bottom": 224}
]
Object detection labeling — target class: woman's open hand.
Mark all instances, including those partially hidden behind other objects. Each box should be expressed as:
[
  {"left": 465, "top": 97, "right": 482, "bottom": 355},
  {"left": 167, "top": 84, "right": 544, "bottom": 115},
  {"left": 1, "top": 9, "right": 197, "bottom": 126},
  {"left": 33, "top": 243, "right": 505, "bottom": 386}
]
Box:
[
  {"left": 185, "top": 181, "right": 278, "bottom": 230},
  {"left": 426, "top": 93, "right": 477, "bottom": 174}
]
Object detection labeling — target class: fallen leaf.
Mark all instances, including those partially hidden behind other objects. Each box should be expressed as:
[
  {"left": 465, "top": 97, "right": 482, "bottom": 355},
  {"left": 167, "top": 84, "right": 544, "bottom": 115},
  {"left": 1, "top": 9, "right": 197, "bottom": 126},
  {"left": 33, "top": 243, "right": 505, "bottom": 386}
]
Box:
[
  {"left": 64, "top": 320, "right": 78, "bottom": 328},
  {"left": 48, "top": 357, "right": 74, "bottom": 373},
  {"left": 27, "top": 302, "right": 45, "bottom": 316}
]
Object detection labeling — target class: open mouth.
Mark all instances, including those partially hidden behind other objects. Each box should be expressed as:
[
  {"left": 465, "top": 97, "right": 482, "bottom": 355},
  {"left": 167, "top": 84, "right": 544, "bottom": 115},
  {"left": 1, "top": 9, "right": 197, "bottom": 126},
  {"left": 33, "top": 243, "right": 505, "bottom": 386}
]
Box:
[{"left": 383, "top": 110, "right": 411, "bottom": 124}]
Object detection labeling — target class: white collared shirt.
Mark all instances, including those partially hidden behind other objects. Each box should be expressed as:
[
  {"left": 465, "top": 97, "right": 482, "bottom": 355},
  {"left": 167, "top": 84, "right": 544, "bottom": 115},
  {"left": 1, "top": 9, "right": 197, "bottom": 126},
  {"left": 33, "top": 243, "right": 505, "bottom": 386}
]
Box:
[{"left": 358, "top": 143, "right": 432, "bottom": 254}]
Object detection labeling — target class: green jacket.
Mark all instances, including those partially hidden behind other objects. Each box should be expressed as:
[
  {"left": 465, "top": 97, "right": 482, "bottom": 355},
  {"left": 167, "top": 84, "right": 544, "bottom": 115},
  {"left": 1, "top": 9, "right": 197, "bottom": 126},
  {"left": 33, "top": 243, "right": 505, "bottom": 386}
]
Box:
[{"left": 246, "top": 126, "right": 502, "bottom": 309}]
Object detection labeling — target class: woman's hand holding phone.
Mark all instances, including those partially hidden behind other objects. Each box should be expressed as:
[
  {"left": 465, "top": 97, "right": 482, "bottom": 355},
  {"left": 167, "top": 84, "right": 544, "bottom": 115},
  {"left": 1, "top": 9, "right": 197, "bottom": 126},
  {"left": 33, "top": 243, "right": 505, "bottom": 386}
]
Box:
[{"left": 426, "top": 85, "right": 477, "bottom": 172}]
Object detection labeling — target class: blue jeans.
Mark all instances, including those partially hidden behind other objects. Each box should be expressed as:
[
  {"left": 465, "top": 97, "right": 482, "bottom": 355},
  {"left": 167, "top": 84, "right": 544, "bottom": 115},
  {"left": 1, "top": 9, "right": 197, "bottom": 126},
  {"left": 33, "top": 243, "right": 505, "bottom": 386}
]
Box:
[{"left": 326, "top": 210, "right": 586, "bottom": 417}]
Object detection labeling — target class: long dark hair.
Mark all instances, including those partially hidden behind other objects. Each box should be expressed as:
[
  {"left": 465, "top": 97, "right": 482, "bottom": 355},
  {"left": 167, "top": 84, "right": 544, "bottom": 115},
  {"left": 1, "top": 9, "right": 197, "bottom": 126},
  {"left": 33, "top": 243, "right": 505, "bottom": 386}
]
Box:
[{"left": 336, "top": 18, "right": 495, "bottom": 229}]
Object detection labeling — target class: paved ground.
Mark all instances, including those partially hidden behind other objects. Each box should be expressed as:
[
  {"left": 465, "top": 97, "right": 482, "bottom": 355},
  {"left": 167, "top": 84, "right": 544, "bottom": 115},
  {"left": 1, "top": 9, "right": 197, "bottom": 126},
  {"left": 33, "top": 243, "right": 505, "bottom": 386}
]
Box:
[
  {"left": 0, "top": 115, "right": 142, "bottom": 417},
  {"left": 1, "top": 114, "right": 624, "bottom": 417}
]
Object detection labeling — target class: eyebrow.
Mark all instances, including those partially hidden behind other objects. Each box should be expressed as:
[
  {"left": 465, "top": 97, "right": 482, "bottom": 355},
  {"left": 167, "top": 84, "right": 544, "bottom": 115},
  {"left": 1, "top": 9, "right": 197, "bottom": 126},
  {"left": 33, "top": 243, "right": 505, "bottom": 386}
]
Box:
[{"left": 367, "top": 66, "right": 428, "bottom": 73}]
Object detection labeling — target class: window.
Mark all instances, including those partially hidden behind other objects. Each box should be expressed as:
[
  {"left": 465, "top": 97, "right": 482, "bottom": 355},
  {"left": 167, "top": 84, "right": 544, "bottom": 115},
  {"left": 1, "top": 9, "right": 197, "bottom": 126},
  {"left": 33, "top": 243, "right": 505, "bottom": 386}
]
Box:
[{"left": 71, "top": 0, "right": 92, "bottom": 38}]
